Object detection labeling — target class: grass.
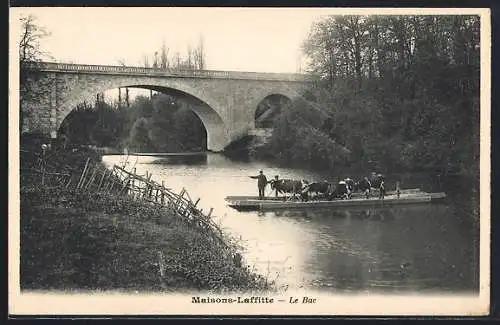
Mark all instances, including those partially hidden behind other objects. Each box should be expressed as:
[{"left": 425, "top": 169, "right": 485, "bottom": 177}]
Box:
[{"left": 19, "top": 140, "right": 274, "bottom": 293}]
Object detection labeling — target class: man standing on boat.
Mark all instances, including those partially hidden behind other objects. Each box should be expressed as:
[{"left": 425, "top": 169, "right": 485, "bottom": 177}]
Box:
[
  {"left": 396, "top": 181, "right": 401, "bottom": 199},
  {"left": 250, "top": 170, "right": 268, "bottom": 200},
  {"left": 379, "top": 180, "right": 386, "bottom": 200}
]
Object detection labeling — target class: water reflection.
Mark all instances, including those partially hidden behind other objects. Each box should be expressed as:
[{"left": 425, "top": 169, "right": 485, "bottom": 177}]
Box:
[
  {"left": 295, "top": 203, "right": 469, "bottom": 293},
  {"left": 102, "top": 153, "right": 479, "bottom": 294},
  {"left": 149, "top": 154, "right": 208, "bottom": 165}
]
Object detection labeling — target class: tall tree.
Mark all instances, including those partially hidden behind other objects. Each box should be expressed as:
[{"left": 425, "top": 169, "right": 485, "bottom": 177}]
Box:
[
  {"left": 19, "top": 14, "right": 52, "bottom": 135},
  {"left": 152, "top": 51, "right": 159, "bottom": 68},
  {"left": 173, "top": 51, "right": 181, "bottom": 68},
  {"left": 160, "top": 41, "right": 169, "bottom": 69},
  {"left": 186, "top": 45, "right": 194, "bottom": 69},
  {"left": 19, "top": 14, "right": 51, "bottom": 65},
  {"left": 290, "top": 14, "right": 481, "bottom": 173},
  {"left": 193, "top": 35, "right": 206, "bottom": 70},
  {"left": 142, "top": 54, "right": 150, "bottom": 68}
]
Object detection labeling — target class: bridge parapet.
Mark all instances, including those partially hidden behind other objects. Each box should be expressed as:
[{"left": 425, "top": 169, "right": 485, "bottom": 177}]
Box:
[
  {"left": 20, "top": 60, "right": 310, "bottom": 151},
  {"left": 23, "top": 61, "right": 311, "bottom": 82}
]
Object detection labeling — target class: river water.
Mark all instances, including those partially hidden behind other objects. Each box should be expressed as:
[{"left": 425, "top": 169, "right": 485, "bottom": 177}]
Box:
[{"left": 102, "top": 153, "right": 480, "bottom": 295}]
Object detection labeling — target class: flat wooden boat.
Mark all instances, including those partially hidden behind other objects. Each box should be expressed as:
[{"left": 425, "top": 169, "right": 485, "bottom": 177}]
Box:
[
  {"left": 225, "top": 190, "right": 447, "bottom": 211},
  {"left": 225, "top": 188, "right": 423, "bottom": 202}
]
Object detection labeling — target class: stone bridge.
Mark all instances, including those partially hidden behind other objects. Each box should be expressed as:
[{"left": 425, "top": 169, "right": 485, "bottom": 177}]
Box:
[{"left": 20, "top": 62, "right": 311, "bottom": 151}]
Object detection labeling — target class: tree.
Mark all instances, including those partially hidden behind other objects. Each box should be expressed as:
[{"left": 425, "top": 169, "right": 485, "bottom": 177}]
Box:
[
  {"left": 193, "top": 35, "right": 206, "bottom": 70},
  {"left": 19, "top": 14, "right": 52, "bottom": 135},
  {"left": 160, "top": 41, "right": 169, "bottom": 69},
  {"left": 172, "top": 51, "right": 181, "bottom": 68},
  {"left": 19, "top": 14, "right": 51, "bottom": 65},
  {"left": 128, "top": 117, "right": 155, "bottom": 152},
  {"left": 142, "top": 54, "right": 150, "bottom": 68},
  {"left": 117, "top": 58, "right": 127, "bottom": 66},
  {"left": 186, "top": 45, "right": 194, "bottom": 69},
  {"left": 152, "top": 51, "right": 159, "bottom": 68},
  {"left": 277, "top": 14, "right": 481, "bottom": 173}
]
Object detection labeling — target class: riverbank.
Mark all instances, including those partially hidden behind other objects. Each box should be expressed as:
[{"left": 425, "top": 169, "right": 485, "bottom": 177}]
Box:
[{"left": 19, "top": 141, "right": 273, "bottom": 293}]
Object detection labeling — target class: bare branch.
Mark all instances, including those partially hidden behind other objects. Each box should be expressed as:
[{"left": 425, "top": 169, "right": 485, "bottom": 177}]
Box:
[
  {"left": 116, "top": 58, "right": 127, "bottom": 66},
  {"left": 19, "top": 14, "right": 51, "bottom": 63}
]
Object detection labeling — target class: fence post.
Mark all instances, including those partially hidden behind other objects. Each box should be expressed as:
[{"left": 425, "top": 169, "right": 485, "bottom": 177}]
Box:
[
  {"left": 84, "top": 165, "right": 98, "bottom": 190},
  {"left": 97, "top": 169, "right": 107, "bottom": 190},
  {"left": 77, "top": 158, "right": 91, "bottom": 189}
]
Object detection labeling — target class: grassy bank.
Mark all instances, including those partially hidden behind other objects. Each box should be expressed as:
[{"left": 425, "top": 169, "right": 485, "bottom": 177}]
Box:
[{"left": 19, "top": 140, "right": 272, "bottom": 293}]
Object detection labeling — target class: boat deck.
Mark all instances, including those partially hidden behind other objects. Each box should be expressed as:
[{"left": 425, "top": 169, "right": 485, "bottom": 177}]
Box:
[{"left": 225, "top": 190, "right": 447, "bottom": 211}]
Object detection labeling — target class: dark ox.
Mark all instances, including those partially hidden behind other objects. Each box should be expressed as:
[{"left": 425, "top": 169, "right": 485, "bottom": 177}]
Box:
[
  {"left": 369, "top": 173, "right": 385, "bottom": 188},
  {"left": 330, "top": 182, "right": 351, "bottom": 200},
  {"left": 350, "top": 173, "right": 384, "bottom": 198},
  {"left": 356, "top": 178, "right": 371, "bottom": 192},
  {"left": 356, "top": 178, "right": 372, "bottom": 198},
  {"left": 270, "top": 179, "right": 306, "bottom": 197},
  {"left": 301, "top": 179, "right": 357, "bottom": 201},
  {"left": 301, "top": 181, "right": 332, "bottom": 200}
]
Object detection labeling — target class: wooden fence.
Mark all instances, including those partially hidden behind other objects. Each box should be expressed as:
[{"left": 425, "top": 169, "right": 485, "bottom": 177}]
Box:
[{"left": 22, "top": 154, "right": 230, "bottom": 249}]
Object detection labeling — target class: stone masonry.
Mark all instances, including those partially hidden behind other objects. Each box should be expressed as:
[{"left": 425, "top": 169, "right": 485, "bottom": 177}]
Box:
[{"left": 20, "top": 62, "right": 309, "bottom": 151}]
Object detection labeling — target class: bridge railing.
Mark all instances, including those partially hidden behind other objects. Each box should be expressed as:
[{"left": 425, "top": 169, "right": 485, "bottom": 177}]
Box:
[{"left": 24, "top": 61, "right": 310, "bottom": 82}]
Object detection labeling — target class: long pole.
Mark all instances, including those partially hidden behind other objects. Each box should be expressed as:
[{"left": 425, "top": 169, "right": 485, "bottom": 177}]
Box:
[
  {"left": 77, "top": 158, "right": 90, "bottom": 189},
  {"left": 84, "top": 165, "right": 98, "bottom": 190},
  {"left": 97, "top": 169, "right": 107, "bottom": 190}
]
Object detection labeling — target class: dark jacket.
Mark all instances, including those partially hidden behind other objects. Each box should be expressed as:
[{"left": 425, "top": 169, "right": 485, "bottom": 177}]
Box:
[{"left": 251, "top": 174, "right": 268, "bottom": 188}]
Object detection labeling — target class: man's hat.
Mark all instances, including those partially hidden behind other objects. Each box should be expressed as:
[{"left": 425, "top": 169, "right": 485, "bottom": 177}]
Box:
[{"left": 259, "top": 170, "right": 263, "bottom": 173}]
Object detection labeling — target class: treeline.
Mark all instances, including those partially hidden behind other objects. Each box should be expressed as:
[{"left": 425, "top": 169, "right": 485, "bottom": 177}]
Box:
[
  {"left": 120, "top": 35, "right": 206, "bottom": 70},
  {"left": 59, "top": 93, "right": 207, "bottom": 152},
  {"left": 258, "top": 15, "right": 480, "bottom": 175}
]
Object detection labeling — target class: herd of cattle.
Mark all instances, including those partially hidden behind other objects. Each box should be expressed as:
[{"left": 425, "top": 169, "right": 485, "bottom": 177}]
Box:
[{"left": 268, "top": 172, "right": 385, "bottom": 201}]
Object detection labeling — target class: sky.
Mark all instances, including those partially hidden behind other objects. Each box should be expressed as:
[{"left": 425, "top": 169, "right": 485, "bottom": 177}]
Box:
[
  {"left": 11, "top": 7, "right": 487, "bottom": 99},
  {"left": 10, "top": 7, "right": 337, "bottom": 73},
  {"left": 11, "top": 7, "right": 484, "bottom": 73}
]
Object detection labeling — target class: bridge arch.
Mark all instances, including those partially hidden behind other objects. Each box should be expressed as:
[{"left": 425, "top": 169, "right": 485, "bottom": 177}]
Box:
[
  {"left": 254, "top": 94, "right": 292, "bottom": 128},
  {"left": 251, "top": 87, "right": 300, "bottom": 129},
  {"left": 57, "top": 77, "right": 230, "bottom": 151},
  {"left": 20, "top": 62, "right": 310, "bottom": 152}
]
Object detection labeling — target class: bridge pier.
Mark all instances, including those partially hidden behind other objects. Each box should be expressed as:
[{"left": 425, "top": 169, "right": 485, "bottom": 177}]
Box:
[
  {"left": 206, "top": 127, "right": 230, "bottom": 152},
  {"left": 49, "top": 74, "right": 58, "bottom": 139}
]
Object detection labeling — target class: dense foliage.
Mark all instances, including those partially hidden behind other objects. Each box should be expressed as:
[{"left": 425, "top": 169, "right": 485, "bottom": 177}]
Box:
[
  {"left": 255, "top": 98, "right": 351, "bottom": 170},
  {"left": 258, "top": 15, "right": 480, "bottom": 175},
  {"left": 59, "top": 93, "right": 207, "bottom": 152}
]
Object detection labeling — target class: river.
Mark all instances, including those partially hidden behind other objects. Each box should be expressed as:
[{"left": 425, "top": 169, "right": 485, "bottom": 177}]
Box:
[{"left": 102, "top": 153, "right": 480, "bottom": 295}]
